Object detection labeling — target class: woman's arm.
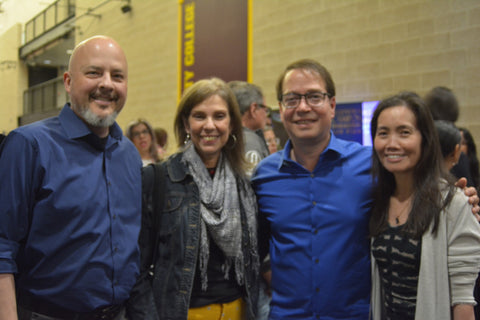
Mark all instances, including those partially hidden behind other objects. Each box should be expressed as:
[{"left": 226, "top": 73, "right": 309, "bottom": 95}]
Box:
[
  {"left": 452, "top": 304, "right": 475, "bottom": 320},
  {"left": 0, "top": 274, "right": 17, "bottom": 320},
  {"left": 447, "top": 190, "right": 480, "bottom": 308}
]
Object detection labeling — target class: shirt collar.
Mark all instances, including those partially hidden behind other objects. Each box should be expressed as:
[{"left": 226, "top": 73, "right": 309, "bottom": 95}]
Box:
[
  {"left": 59, "top": 103, "right": 123, "bottom": 141},
  {"left": 279, "top": 131, "right": 346, "bottom": 169}
]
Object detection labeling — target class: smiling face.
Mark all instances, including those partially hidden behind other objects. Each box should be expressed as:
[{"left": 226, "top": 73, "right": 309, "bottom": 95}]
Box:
[
  {"left": 185, "top": 94, "right": 232, "bottom": 167},
  {"left": 64, "top": 36, "right": 127, "bottom": 137},
  {"left": 279, "top": 68, "right": 336, "bottom": 149},
  {"left": 374, "top": 105, "right": 422, "bottom": 180}
]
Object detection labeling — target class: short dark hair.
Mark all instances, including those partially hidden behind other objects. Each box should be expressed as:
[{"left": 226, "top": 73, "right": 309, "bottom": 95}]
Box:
[
  {"left": 434, "top": 120, "right": 461, "bottom": 158},
  {"left": 227, "top": 81, "right": 264, "bottom": 115},
  {"left": 154, "top": 127, "right": 168, "bottom": 147},
  {"left": 424, "top": 86, "right": 459, "bottom": 122},
  {"left": 275, "top": 59, "right": 336, "bottom": 102}
]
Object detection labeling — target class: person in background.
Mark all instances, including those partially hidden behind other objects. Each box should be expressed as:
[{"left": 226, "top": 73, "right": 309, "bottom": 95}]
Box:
[
  {"left": 435, "top": 120, "right": 462, "bottom": 171},
  {"left": 126, "top": 118, "right": 159, "bottom": 166},
  {"left": 228, "top": 81, "right": 272, "bottom": 320},
  {"left": 0, "top": 36, "right": 143, "bottom": 320},
  {"left": 263, "top": 125, "right": 279, "bottom": 154},
  {"left": 370, "top": 93, "right": 480, "bottom": 319},
  {"left": 153, "top": 127, "right": 168, "bottom": 160},
  {"left": 228, "top": 81, "right": 270, "bottom": 175},
  {"left": 459, "top": 127, "right": 480, "bottom": 191},
  {"left": 136, "top": 78, "right": 259, "bottom": 320},
  {"left": 252, "top": 59, "right": 480, "bottom": 320},
  {"left": 458, "top": 127, "right": 480, "bottom": 320},
  {"left": 425, "top": 86, "right": 474, "bottom": 186}
]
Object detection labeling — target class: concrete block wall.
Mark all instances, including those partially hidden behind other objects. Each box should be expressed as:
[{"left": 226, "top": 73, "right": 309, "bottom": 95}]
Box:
[
  {"left": 74, "top": 0, "right": 179, "bottom": 153},
  {"left": 0, "top": 23, "right": 27, "bottom": 133},
  {"left": 252, "top": 0, "right": 480, "bottom": 143},
  {"left": 2, "top": 0, "right": 479, "bottom": 150}
]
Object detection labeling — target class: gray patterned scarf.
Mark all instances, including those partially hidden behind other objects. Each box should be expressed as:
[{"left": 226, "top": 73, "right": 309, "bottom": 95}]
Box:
[{"left": 182, "top": 145, "right": 259, "bottom": 290}]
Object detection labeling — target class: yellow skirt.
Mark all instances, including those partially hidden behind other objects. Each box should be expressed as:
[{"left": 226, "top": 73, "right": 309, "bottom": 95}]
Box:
[{"left": 187, "top": 298, "right": 246, "bottom": 320}]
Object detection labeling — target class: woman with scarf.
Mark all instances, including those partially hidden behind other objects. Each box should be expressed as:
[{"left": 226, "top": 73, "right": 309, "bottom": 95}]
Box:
[{"left": 135, "top": 78, "right": 259, "bottom": 320}]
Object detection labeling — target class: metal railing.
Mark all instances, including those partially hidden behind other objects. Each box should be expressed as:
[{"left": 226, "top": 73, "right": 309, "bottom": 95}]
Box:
[
  {"left": 24, "top": 0, "right": 76, "bottom": 44},
  {"left": 23, "top": 77, "right": 68, "bottom": 115}
]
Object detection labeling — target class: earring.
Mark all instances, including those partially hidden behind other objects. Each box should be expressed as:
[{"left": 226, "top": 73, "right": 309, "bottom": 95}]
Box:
[
  {"left": 184, "top": 133, "right": 191, "bottom": 145},
  {"left": 227, "top": 134, "right": 237, "bottom": 149}
]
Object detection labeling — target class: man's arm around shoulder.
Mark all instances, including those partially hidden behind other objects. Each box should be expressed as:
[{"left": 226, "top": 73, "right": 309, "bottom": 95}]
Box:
[{"left": 0, "top": 273, "right": 17, "bottom": 320}]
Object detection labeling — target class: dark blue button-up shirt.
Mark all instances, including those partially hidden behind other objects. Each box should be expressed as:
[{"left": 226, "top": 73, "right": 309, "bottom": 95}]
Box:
[
  {"left": 252, "top": 133, "right": 373, "bottom": 319},
  {"left": 0, "top": 104, "right": 142, "bottom": 312}
]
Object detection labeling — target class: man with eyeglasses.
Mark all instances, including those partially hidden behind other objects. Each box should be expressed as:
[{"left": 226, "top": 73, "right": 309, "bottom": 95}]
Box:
[
  {"left": 228, "top": 81, "right": 270, "bottom": 177},
  {"left": 251, "top": 59, "right": 372, "bottom": 320}
]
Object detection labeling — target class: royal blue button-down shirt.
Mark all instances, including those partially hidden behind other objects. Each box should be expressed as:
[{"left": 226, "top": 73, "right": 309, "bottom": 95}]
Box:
[
  {"left": 252, "top": 133, "right": 373, "bottom": 320},
  {"left": 0, "top": 104, "right": 142, "bottom": 312}
]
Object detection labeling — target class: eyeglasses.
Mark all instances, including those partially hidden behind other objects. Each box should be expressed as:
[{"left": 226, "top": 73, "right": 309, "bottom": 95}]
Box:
[
  {"left": 281, "top": 92, "right": 331, "bottom": 109},
  {"left": 266, "top": 137, "right": 280, "bottom": 146},
  {"left": 257, "top": 103, "right": 271, "bottom": 116},
  {"left": 132, "top": 129, "right": 149, "bottom": 138}
]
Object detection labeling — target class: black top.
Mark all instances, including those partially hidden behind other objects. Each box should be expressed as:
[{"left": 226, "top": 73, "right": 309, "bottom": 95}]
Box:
[
  {"left": 189, "top": 238, "right": 242, "bottom": 308},
  {"left": 372, "top": 225, "right": 421, "bottom": 320},
  {"left": 451, "top": 152, "right": 474, "bottom": 187}
]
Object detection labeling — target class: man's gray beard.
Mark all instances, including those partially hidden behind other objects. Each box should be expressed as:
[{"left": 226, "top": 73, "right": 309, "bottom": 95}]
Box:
[{"left": 80, "top": 108, "right": 118, "bottom": 128}]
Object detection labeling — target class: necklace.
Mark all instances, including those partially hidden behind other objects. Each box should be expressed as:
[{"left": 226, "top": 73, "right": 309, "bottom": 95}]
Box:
[{"left": 391, "top": 196, "right": 413, "bottom": 225}]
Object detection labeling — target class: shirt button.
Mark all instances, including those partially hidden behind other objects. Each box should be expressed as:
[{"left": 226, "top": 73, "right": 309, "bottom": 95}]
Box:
[
  {"left": 113, "top": 214, "right": 117, "bottom": 219},
  {"left": 312, "top": 201, "right": 316, "bottom": 206},
  {"left": 114, "top": 247, "right": 118, "bottom": 252},
  {"left": 310, "top": 174, "right": 314, "bottom": 178},
  {"left": 316, "top": 287, "right": 320, "bottom": 292},
  {"left": 315, "top": 258, "right": 319, "bottom": 263},
  {"left": 313, "top": 229, "right": 318, "bottom": 234}
]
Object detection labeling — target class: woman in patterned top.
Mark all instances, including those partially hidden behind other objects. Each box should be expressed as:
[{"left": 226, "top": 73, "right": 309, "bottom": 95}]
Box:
[{"left": 369, "top": 93, "right": 480, "bottom": 320}]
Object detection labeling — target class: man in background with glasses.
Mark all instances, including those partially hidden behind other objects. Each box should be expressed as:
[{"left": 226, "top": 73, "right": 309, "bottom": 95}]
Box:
[{"left": 229, "top": 81, "right": 270, "bottom": 177}]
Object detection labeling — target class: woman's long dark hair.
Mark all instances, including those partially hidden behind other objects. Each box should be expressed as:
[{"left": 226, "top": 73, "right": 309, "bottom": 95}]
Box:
[{"left": 369, "top": 93, "right": 455, "bottom": 239}]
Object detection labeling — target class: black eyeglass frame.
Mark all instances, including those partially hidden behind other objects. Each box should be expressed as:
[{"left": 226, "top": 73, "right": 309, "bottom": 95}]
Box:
[
  {"left": 280, "top": 92, "right": 332, "bottom": 109},
  {"left": 257, "top": 103, "right": 272, "bottom": 116}
]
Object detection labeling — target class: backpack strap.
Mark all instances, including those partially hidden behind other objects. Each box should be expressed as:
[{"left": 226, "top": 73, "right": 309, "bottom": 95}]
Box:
[
  {"left": 141, "top": 162, "right": 166, "bottom": 279},
  {"left": 151, "top": 163, "right": 165, "bottom": 266}
]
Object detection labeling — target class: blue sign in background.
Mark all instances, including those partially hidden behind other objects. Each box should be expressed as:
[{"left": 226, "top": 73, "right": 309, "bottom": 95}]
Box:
[{"left": 332, "top": 102, "right": 363, "bottom": 144}]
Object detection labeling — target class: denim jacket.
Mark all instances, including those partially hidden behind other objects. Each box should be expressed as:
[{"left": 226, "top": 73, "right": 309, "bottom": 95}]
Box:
[{"left": 133, "top": 152, "right": 259, "bottom": 320}]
